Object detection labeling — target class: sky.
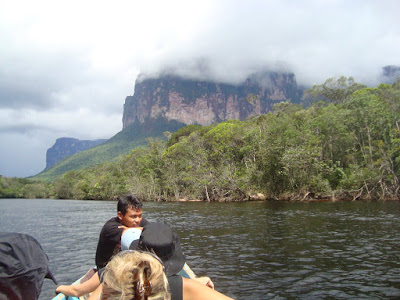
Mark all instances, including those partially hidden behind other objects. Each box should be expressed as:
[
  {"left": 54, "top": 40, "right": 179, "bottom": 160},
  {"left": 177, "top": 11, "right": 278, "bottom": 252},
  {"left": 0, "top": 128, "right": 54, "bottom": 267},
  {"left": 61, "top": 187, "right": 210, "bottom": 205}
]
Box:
[{"left": 0, "top": 0, "right": 399, "bottom": 178}]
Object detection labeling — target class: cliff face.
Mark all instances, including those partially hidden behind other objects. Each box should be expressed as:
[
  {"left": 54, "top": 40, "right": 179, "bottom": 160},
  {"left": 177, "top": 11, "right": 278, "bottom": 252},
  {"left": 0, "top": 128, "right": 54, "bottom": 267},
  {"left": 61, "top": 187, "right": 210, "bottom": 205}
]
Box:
[
  {"left": 123, "top": 71, "right": 302, "bottom": 129},
  {"left": 46, "top": 137, "right": 106, "bottom": 169},
  {"left": 43, "top": 71, "right": 301, "bottom": 172}
]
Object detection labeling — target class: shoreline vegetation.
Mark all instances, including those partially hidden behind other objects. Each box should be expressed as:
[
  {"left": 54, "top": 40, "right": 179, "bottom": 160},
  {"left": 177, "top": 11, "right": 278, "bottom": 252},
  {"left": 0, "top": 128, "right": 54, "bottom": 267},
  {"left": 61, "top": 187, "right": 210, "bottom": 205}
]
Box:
[{"left": 1, "top": 77, "right": 399, "bottom": 202}]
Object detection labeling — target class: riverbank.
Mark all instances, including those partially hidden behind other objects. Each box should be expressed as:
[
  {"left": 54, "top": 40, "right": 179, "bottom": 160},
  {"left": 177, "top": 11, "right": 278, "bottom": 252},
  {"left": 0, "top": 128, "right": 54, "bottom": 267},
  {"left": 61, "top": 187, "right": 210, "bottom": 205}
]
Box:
[
  {"left": 2, "top": 192, "right": 399, "bottom": 202},
  {"left": 171, "top": 190, "right": 399, "bottom": 202}
]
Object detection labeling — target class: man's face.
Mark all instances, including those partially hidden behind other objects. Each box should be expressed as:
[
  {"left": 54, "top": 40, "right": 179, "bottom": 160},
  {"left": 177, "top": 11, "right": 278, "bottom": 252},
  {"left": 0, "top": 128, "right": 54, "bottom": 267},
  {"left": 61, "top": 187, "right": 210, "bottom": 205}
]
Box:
[{"left": 118, "top": 207, "right": 143, "bottom": 227}]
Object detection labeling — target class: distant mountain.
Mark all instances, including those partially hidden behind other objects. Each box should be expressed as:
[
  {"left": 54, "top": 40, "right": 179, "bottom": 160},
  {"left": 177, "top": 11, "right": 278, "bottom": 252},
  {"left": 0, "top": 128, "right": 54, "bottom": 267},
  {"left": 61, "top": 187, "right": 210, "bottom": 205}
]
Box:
[
  {"left": 32, "top": 119, "right": 186, "bottom": 181},
  {"left": 46, "top": 137, "right": 107, "bottom": 169},
  {"left": 123, "top": 70, "right": 303, "bottom": 129},
  {"left": 34, "top": 70, "right": 303, "bottom": 181}
]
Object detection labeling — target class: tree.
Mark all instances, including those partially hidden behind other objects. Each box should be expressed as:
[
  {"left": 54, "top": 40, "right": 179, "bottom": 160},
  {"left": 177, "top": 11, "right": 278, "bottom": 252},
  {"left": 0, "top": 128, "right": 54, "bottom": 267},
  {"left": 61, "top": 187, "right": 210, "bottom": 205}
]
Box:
[
  {"left": 343, "top": 85, "right": 399, "bottom": 199},
  {"left": 166, "top": 125, "right": 201, "bottom": 148},
  {"left": 302, "top": 76, "right": 366, "bottom": 106}
]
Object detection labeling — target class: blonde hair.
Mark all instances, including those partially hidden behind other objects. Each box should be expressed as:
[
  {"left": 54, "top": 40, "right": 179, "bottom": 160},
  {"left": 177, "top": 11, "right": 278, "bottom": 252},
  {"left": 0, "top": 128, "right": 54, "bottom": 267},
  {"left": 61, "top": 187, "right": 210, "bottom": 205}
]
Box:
[{"left": 101, "top": 251, "right": 171, "bottom": 300}]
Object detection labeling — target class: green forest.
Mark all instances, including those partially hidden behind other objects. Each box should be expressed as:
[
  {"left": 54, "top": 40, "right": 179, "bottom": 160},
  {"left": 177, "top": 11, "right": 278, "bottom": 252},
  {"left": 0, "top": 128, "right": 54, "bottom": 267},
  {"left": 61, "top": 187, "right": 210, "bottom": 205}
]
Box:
[{"left": 1, "top": 77, "right": 399, "bottom": 201}]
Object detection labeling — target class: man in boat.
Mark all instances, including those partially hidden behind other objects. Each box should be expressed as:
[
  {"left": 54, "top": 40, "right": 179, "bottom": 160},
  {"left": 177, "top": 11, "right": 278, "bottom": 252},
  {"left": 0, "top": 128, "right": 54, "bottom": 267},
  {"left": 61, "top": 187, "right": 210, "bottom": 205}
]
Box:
[{"left": 95, "top": 194, "right": 149, "bottom": 270}]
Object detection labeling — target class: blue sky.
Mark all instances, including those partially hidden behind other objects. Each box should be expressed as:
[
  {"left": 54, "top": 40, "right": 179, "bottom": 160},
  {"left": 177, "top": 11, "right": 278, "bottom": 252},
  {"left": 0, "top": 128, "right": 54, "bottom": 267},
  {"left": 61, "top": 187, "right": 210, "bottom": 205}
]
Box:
[{"left": 0, "top": 0, "right": 399, "bottom": 177}]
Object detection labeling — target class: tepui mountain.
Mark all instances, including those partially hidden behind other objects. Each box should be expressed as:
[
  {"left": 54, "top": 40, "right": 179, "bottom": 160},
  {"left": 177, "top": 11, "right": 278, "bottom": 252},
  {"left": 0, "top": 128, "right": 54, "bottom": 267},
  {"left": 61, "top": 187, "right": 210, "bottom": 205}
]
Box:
[{"left": 37, "top": 70, "right": 305, "bottom": 180}]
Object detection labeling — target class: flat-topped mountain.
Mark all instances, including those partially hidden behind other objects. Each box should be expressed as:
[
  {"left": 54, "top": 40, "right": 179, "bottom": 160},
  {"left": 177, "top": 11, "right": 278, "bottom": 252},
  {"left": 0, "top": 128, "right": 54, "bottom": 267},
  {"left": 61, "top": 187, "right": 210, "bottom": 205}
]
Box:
[
  {"left": 38, "top": 71, "right": 303, "bottom": 179},
  {"left": 46, "top": 137, "right": 107, "bottom": 169},
  {"left": 123, "top": 71, "right": 303, "bottom": 129}
]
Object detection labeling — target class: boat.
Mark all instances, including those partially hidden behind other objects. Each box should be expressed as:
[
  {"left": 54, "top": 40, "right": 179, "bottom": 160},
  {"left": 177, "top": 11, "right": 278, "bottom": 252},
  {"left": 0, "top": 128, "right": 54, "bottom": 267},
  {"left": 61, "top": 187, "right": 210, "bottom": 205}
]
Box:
[{"left": 52, "top": 263, "right": 196, "bottom": 300}]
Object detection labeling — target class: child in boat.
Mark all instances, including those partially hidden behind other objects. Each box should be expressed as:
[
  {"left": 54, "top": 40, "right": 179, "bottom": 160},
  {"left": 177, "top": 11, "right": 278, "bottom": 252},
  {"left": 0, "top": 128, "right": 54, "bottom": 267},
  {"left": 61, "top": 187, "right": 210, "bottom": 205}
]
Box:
[{"left": 95, "top": 194, "right": 149, "bottom": 269}]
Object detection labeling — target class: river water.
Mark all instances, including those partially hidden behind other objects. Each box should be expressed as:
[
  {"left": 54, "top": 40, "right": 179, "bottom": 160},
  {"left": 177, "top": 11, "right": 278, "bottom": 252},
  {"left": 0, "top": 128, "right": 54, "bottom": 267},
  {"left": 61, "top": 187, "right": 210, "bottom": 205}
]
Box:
[{"left": 0, "top": 199, "right": 399, "bottom": 299}]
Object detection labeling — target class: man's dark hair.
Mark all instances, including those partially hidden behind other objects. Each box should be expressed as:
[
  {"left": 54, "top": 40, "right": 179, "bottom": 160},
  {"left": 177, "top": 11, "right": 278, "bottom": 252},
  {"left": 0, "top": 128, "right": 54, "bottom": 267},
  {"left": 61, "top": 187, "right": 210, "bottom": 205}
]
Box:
[{"left": 117, "top": 195, "right": 143, "bottom": 215}]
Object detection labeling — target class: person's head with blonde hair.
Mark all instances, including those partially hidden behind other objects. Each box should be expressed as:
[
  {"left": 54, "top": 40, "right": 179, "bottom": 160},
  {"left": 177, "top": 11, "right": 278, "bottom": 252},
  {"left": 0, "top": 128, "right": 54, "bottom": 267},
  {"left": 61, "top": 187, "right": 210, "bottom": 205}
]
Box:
[{"left": 101, "top": 250, "right": 171, "bottom": 300}]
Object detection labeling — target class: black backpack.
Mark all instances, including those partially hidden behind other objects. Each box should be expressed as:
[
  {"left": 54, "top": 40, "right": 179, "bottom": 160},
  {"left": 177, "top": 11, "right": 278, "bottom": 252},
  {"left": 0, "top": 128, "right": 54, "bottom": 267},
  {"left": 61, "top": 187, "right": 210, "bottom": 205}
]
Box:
[{"left": 0, "top": 232, "right": 57, "bottom": 300}]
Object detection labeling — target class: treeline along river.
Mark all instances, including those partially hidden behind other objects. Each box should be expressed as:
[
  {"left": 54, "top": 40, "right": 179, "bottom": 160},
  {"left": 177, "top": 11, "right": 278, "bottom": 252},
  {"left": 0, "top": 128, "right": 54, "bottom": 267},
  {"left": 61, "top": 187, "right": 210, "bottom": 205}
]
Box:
[{"left": 0, "top": 199, "right": 399, "bottom": 299}]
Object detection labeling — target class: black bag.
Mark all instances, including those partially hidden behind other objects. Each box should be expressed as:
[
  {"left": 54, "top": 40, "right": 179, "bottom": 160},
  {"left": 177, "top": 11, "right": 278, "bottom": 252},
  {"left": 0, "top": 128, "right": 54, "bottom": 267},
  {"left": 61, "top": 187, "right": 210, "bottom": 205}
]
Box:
[{"left": 0, "top": 232, "right": 57, "bottom": 300}]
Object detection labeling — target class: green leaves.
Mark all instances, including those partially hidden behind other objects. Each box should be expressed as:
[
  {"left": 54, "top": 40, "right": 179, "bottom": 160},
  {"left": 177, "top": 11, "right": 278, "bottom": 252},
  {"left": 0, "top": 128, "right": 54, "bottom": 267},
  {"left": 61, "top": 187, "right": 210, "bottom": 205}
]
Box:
[
  {"left": 3, "top": 78, "right": 399, "bottom": 201},
  {"left": 302, "top": 76, "right": 366, "bottom": 105}
]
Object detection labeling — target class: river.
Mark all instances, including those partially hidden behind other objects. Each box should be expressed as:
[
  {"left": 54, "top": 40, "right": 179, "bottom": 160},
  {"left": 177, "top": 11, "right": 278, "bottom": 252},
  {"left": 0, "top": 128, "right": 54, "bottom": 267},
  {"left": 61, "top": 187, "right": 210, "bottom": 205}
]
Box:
[{"left": 0, "top": 199, "right": 399, "bottom": 299}]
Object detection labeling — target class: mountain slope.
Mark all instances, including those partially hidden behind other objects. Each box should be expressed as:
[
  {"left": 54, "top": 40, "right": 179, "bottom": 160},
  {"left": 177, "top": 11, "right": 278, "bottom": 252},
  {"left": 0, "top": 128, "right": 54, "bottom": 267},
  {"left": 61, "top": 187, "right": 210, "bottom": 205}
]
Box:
[
  {"left": 33, "top": 71, "right": 303, "bottom": 181},
  {"left": 46, "top": 137, "right": 107, "bottom": 169},
  {"left": 32, "top": 119, "right": 186, "bottom": 181}
]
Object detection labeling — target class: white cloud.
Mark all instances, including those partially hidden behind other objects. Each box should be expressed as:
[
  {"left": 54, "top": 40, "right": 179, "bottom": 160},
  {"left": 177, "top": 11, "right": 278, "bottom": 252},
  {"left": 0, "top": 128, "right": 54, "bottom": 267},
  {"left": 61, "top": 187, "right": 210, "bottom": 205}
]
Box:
[{"left": 0, "top": 0, "right": 399, "bottom": 177}]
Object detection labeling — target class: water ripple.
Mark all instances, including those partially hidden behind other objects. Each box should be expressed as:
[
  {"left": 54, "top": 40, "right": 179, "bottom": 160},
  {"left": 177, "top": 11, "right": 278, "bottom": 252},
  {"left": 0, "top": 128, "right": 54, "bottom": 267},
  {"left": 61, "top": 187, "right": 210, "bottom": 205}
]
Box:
[{"left": 1, "top": 200, "right": 400, "bottom": 299}]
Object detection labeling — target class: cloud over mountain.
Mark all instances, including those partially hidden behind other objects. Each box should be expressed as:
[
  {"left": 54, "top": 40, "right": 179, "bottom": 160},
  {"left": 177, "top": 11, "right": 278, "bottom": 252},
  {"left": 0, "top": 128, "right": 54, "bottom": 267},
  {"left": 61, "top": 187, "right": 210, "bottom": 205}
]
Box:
[{"left": 0, "top": 0, "right": 399, "bottom": 177}]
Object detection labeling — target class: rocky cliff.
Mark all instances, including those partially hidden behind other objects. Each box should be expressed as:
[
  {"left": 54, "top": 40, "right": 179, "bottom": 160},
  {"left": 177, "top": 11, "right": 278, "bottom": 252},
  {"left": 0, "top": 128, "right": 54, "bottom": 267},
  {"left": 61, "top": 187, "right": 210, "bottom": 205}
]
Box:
[
  {"left": 123, "top": 71, "right": 303, "bottom": 129},
  {"left": 43, "top": 71, "right": 302, "bottom": 172},
  {"left": 46, "top": 137, "right": 106, "bottom": 169}
]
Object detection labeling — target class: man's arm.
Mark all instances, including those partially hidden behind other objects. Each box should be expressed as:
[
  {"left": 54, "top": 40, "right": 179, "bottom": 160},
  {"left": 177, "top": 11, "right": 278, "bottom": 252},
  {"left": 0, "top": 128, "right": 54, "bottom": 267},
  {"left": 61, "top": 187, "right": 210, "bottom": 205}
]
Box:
[
  {"left": 87, "top": 283, "right": 102, "bottom": 300},
  {"left": 95, "top": 218, "right": 124, "bottom": 268},
  {"left": 118, "top": 225, "right": 143, "bottom": 233},
  {"left": 55, "top": 272, "right": 100, "bottom": 297},
  {"left": 182, "top": 277, "right": 235, "bottom": 300},
  {"left": 103, "top": 218, "right": 124, "bottom": 243},
  {"left": 193, "top": 276, "right": 214, "bottom": 289}
]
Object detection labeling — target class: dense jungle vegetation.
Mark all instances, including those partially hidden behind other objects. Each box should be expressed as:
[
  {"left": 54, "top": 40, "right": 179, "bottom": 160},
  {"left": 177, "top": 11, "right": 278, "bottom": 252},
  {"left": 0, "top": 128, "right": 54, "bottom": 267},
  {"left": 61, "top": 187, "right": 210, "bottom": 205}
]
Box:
[
  {"left": 1, "top": 77, "right": 399, "bottom": 201},
  {"left": 32, "top": 117, "right": 186, "bottom": 181}
]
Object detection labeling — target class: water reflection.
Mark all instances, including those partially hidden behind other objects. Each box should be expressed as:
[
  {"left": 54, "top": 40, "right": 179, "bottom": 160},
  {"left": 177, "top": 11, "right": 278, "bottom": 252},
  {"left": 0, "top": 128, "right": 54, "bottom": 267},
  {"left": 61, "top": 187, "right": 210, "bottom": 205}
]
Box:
[{"left": 0, "top": 199, "right": 399, "bottom": 299}]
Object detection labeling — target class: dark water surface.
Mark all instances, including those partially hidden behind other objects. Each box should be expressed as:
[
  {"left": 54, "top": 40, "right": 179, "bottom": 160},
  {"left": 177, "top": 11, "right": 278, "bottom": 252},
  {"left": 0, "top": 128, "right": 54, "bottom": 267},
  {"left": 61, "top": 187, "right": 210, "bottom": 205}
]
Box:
[{"left": 0, "top": 199, "right": 399, "bottom": 299}]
